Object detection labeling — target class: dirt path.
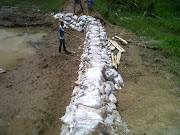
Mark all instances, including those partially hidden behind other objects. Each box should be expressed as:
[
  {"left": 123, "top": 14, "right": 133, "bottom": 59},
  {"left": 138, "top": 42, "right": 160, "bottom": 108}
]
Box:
[
  {"left": 0, "top": 25, "right": 84, "bottom": 135},
  {"left": 0, "top": 0, "right": 180, "bottom": 135},
  {"left": 105, "top": 24, "right": 180, "bottom": 135}
]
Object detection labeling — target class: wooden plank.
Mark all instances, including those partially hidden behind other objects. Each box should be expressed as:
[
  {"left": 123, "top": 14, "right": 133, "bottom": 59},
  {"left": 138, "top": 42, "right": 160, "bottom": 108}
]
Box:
[
  {"left": 112, "top": 52, "right": 115, "bottom": 67},
  {"left": 108, "top": 41, "right": 111, "bottom": 47},
  {"left": 114, "top": 55, "right": 117, "bottom": 69},
  {"left": 115, "top": 36, "right": 128, "bottom": 44},
  {"left": 110, "top": 40, "right": 125, "bottom": 52},
  {"left": 117, "top": 51, "right": 122, "bottom": 65},
  {"left": 114, "top": 40, "right": 125, "bottom": 52}
]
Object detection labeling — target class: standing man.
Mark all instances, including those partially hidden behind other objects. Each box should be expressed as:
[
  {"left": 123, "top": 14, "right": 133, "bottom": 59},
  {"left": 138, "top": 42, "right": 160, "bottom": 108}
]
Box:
[
  {"left": 74, "top": 0, "right": 84, "bottom": 15},
  {"left": 59, "top": 21, "right": 69, "bottom": 53},
  {"left": 85, "top": 0, "right": 94, "bottom": 15}
]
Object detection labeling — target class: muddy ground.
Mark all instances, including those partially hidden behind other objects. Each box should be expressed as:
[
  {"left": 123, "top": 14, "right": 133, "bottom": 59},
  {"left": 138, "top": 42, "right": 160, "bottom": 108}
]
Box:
[{"left": 0, "top": 0, "right": 180, "bottom": 135}]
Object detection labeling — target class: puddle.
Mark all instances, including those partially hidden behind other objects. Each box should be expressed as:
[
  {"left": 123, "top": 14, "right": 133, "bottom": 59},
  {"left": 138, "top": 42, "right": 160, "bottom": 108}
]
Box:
[
  {"left": 0, "top": 28, "right": 47, "bottom": 70},
  {"left": 0, "top": 117, "right": 34, "bottom": 135}
]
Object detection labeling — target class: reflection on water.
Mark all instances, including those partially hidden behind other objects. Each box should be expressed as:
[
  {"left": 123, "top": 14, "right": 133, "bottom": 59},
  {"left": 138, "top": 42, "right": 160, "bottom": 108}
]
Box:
[{"left": 0, "top": 28, "right": 47, "bottom": 70}]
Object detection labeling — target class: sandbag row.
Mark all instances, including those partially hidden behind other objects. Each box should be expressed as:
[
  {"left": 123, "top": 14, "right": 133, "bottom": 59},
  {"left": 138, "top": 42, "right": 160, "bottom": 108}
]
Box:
[
  {"left": 53, "top": 13, "right": 130, "bottom": 135},
  {"left": 53, "top": 13, "right": 88, "bottom": 32}
]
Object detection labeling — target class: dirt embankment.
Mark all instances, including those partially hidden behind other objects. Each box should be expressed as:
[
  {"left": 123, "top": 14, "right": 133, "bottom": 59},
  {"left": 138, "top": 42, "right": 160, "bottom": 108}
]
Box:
[{"left": 0, "top": 0, "right": 180, "bottom": 135}]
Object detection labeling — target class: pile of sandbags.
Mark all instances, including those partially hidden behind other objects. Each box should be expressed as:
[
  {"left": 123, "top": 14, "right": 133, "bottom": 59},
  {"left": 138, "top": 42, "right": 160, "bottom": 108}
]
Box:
[
  {"left": 53, "top": 13, "right": 130, "bottom": 135},
  {"left": 53, "top": 13, "right": 88, "bottom": 32}
]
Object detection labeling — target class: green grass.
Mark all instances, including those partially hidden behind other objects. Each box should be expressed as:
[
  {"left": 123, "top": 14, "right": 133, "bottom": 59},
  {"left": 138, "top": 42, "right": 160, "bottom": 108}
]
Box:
[
  {"left": 0, "top": 0, "right": 66, "bottom": 11},
  {"left": 95, "top": 0, "right": 180, "bottom": 78}
]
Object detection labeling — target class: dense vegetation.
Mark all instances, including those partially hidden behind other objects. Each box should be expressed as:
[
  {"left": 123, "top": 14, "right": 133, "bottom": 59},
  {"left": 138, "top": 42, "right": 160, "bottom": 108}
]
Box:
[{"left": 95, "top": 0, "right": 180, "bottom": 77}]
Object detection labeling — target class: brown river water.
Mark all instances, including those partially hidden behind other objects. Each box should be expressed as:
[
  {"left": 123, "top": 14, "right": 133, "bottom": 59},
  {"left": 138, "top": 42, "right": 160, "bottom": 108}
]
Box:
[{"left": 0, "top": 28, "right": 47, "bottom": 70}]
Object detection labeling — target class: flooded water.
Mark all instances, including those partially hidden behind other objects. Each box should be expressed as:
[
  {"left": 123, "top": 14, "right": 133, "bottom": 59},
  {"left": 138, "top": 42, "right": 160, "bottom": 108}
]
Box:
[{"left": 0, "top": 28, "right": 47, "bottom": 70}]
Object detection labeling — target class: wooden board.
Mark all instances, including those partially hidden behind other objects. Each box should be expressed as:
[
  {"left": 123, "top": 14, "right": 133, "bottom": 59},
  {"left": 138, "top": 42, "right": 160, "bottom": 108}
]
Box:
[
  {"left": 109, "top": 40, "right": 125, "bottom": 52},
  {"left": 114, "top": 36, "right": 128, "bottom": 44},
  {"left": 108, "top": 41, "right": 111, "bottom": 47},
  {"left": 117, "top": 51, "right": 121, "bottom": 65},
  {"left": 114, "top": 55, "right": 117, "bottom": 69},
  {"left": 112, "top": 52, "right": 115, "bottom": 67}
]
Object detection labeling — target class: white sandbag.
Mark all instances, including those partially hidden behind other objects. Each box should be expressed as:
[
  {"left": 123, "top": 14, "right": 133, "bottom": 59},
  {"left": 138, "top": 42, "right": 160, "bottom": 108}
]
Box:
[
  {"left": 104, "top": 83, "right": 112, "bottom": 95},
  {"left": 88, "top": 38, "right": 100, "bottom": 43},
  {"left": 115, "top": 84, "right": 121, "bottom": 90},
  {"left": 65, "top": 17, "right": 71, "bottom": 22},
  {"left": 78, "top": 27, "right": 83, "bottom": 32},
  {"left": 76, "top": 118, "right": 103, "bottom": 129},
  {"left": 114, "top": 74, "right": 124, "bottom": 87},
  {"left": 70, "top": 127, "right": 92, "bottom": 135},
  {"left": 76, "top": 95, "right": 103, "bottom": 108},
  {"left": 72, "top": 21, "right": 76, "bottom": 25},
  {"left": 90, "top": 60, "right": 106, "bottom": 69},
  {"left": 99, "top": 86, "right": 105, "bottom": 95},
  {"left": 76, "top": 23, "right": 80, "bottom": 27},
  {"left": 89, "top": 41, "right": 101, "bottom": 46},
  {"left": 0, "top": 68, "right": 6, "bottom": 74},
  {"left": 106, "top": 105, "right": 113, "bottom": 114},
  {"left": 86, "top": 67, "right": 103, "bottom": 80},
  {"left": 70, "top": 19, "right": 74, "bottom": 24},
  {"left": 84, "top": 88, "right": 100, "bottom": 97},
  {"left": 72, "top": 15, "right": 78, "bottom": 20},
  {"left": 60, "top": 124, "right": 69, "bottom": 135},
  {"left": 106, "top": 81, "right": 115, "bottom": 91},
  {"left": 65, "top": 13, "right": 73, "bottom": 17},
  {"left": 63, "top": 21, "right": 69, "bottom": 25},
  {"left": 69, "top": 24, "right": 78, "bottom": 31},
  {"left": 75, "top": 109, "right": 103, "bottom": 121},
  {"left": 79, "top": 21, "right": 85, "bottom": 26},
  {"left": 72, "top": 86, "right": 83, "bottom": 96},
  {"left": 94, "top": 122, "right": 108, "bottom": 135},
  {"left": 104, "top": 114, "right": 114, "bottom": 125},
  {"left": 53, "top": 13, "right": 64, "bottom": 19},
  {"left": 76, "top": 104, "right": 105, "bottom": 119},
  {"left": 107, "top": 102, "right": 117, "bottom": 110},
  {"left": 78, "top": 15, "right": 87, "bottom": 21},
  {"left": 103, "top": 68, "right": 118, "bottom": 81},
  {"left": 89, "top": 30, "right": 99, "bottom": 34},
  {"left": 109, "top": 45, "right": 115, "bottom": 51},
  {"left": 109, "top": 94, "right": 117, "bottom": 103},
  {"left": 61, "top": 106, "right": 75, "bottom": 127},
  {"left": 101, "top": 53, "right": 110, "bottom": 60},
  {"left": 87, "top": 17, "right": 96, "bottom": 22}
]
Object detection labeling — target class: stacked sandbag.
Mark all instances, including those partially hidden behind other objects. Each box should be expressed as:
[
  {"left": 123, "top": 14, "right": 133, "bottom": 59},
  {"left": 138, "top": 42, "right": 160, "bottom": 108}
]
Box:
[
  {"left": 53, "top": 13, "right": 130, "bottom": 135},
  {"left": 53, "top": 13, "right": 87, "bottom": 32}
]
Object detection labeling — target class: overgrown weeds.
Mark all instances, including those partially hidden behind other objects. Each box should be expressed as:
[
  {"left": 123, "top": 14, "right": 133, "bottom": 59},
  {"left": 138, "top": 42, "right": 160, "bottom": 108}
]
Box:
[{"left": 95, "top": 0, "right": 180, "bottom": 79}]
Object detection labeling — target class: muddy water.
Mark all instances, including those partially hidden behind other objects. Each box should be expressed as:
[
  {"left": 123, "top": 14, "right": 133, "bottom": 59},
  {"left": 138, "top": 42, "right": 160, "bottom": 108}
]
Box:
[{"left": 0, "top": 28, "right": 47, "bottom": 70}]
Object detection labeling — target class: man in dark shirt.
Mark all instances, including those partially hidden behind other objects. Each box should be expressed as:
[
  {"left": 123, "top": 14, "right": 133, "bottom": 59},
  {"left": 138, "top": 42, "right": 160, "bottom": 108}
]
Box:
[{"left": 59, "top": 21, "right": 70, "bottom": 53}]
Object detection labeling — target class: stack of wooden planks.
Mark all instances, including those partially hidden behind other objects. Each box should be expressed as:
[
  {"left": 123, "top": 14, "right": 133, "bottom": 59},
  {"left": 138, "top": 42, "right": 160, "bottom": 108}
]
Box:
[{"left": 108, "top": 36, "right": 128, "bottom": 69}]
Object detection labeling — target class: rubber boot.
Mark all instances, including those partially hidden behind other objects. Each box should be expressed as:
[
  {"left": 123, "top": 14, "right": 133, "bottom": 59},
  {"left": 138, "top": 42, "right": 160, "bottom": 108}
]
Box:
[{"left": 59, "top": 47, "right": 61, "bottom": 53}]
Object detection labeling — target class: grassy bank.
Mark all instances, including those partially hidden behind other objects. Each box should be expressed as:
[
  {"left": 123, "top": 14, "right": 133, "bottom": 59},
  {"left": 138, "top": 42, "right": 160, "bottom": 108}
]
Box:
[
  {"left": 95, "top": 0, "right": 180, "bottom": 78},
  {"left": 0, "top": 0, "right": 66, "bottom": 11}
]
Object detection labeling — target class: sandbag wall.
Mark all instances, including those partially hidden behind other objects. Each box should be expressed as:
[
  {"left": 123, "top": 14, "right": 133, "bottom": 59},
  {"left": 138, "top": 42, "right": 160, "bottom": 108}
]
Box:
[{"left": 53, "top": 13, "right": 130, "bottom": 135}]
